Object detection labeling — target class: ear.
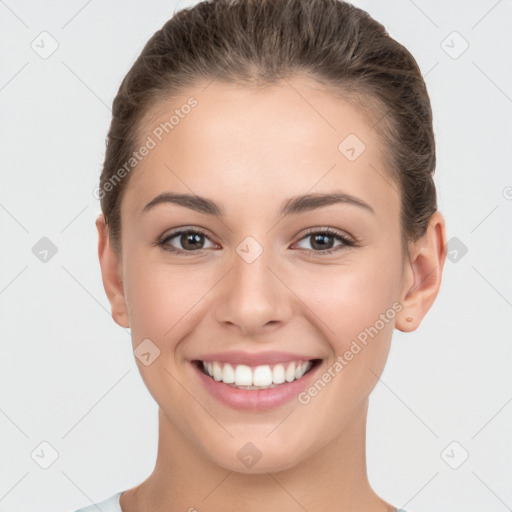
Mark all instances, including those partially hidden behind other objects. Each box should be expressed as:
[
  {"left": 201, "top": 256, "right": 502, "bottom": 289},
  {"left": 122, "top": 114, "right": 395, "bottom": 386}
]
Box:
[
  {"left": 96, "top": 213, "right": 130, "bottom": 328},
  {"left": 395, "top": 211, "right": 447, "bottom": 332}
]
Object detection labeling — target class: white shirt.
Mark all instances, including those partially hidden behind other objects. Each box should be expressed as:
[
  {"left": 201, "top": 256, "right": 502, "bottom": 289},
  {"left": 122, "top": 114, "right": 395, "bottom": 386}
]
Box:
[
  {"left": 73, "top": 491, "right": 123, "bottom": 512},
  {"left": 73, "top": 490, "right": 408, "bottom": 512}
]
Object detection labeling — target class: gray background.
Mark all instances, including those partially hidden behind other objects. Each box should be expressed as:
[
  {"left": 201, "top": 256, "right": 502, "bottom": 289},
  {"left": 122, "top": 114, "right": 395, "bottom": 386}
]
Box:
[{"left": 1, "top": 1, "right": 511, "bottom": 511}]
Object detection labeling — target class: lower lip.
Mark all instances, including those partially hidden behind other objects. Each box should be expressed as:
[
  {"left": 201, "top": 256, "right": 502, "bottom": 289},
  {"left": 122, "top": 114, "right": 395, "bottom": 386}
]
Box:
[{"left": 192, "top": 360, "right": 321, "bottom": 411}]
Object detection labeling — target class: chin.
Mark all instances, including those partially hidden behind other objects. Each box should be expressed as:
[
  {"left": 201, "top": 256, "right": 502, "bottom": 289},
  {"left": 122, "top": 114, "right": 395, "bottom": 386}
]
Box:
[{"left": 202, "top": 433, "right": 314, "bottom": 475}]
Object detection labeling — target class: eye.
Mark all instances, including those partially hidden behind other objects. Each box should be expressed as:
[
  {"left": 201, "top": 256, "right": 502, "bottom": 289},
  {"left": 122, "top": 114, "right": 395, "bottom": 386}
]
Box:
[
  {"left": 293, "top": 228, "right": 356, "bottom": 255},
  {"left": 157, "top": 228, "right": 217, "bottom": 255},
  {"left": 155, "top": 226, "right": 356, "bottom": 256}
]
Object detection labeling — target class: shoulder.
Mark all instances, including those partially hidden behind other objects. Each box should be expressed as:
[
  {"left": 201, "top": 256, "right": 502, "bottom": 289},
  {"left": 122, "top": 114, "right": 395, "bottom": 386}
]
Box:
[{"left": 72, "top": 491, "right": 124, "bottom": 512}]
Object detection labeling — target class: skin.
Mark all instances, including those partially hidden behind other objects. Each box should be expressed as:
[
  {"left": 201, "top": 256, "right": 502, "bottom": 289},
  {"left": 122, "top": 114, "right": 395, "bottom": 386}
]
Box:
[{"left": 96, "top": 75, "right": 447, "bottom": 512}]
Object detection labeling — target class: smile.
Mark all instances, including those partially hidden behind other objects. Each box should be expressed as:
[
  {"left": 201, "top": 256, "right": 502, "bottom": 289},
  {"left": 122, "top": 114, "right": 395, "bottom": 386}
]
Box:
[
  {"left": 191, "top": 356, "right": 323, "bottom": 410},
  {"left": 198, "top": 359, "right": 318, "bottom": 389}
]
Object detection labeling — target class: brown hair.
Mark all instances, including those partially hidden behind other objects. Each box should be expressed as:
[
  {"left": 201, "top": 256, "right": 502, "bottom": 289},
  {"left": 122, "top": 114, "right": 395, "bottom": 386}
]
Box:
[{"left": 99, "top": 0, "right": 437, "bottom": 257}]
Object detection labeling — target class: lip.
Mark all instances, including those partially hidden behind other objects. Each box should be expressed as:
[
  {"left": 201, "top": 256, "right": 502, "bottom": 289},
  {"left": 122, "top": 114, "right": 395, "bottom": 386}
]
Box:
[
  {"left": 191, "top": 357, "right": 323, "bottom": 411},
  {"left": 194, "top": 350, "right": 319, "bottom": 366}
]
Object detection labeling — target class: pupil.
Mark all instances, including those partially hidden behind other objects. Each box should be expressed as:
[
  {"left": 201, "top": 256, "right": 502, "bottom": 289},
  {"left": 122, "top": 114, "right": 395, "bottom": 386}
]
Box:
[
  {"left": 178, "top": 233, "right": 335, "bottom": 251},
  {"left": 311, "top": 234, "right": 333, "bottom": 250},
  {"left": 182, "top": 233, "right": 203, "bottom": 250}
]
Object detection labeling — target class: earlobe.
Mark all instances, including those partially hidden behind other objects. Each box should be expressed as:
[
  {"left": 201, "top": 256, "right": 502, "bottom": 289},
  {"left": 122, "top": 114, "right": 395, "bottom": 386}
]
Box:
[
  {"left": 96, "top": 213, "right": 130, "bottom": 329},
  {"left": 396, "top": 212, "right": 447, "bottom": 332}
]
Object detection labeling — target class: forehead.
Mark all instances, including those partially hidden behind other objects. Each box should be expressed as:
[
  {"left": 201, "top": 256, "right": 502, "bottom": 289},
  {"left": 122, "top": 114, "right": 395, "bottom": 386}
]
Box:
[{"left": 122, "top": 76, "right": 398, "bottom": 222}]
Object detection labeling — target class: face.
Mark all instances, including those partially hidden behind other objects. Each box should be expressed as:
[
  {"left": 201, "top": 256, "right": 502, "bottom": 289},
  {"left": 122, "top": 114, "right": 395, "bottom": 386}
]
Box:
[{"left": 113, "top": 75, "right": 410, "bottom": 473}]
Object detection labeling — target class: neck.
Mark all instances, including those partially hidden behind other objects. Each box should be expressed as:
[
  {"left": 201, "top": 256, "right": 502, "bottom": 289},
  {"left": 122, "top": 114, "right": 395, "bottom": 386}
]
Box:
[{"left": 122, "top": 398, "right": 394, "bottom": 512}]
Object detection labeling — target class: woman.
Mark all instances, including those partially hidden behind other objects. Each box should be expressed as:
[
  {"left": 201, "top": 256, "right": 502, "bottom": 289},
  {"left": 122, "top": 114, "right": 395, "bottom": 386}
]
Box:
[{"left": 76, "top": 0, "right": 447, "bottom": 510}]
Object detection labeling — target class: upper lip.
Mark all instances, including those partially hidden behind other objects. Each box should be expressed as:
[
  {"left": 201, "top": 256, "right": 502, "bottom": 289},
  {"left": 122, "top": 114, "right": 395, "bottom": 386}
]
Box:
[{"left": 193, "top": 351, "right": 321, "bottom": 366}]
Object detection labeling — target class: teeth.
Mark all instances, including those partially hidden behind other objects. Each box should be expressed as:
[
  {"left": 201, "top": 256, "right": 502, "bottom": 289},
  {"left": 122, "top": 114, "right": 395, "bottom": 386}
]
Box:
[
  {"left": 212, "top": 361, "right": 223, "bottom": 381},
  {"left": 222, "top": 363, "right": 235, "bottom": 383},
  {"left": 272, "top": 364, "right": 286, "bottom": 384},
  {"left": 285, "top": 362, "right": 296, "bottom": 382},
  {"left": 234, "top": 364, "right": 253, "bottom": 386},
  {"left": 253, "top": 365, "right": 273, "bottom": 386},
  {"left": 295, "top": 362, "right": 308, "bottom": 379},
  {"left": 201, "top": 360, "right": 314, "bottom": 388}
]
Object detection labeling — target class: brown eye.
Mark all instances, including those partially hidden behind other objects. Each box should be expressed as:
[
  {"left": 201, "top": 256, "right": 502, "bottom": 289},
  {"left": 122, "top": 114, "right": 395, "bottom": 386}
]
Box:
[
  {"left": 159, "top": 229, "right": 216, "bottom": 254},
  {"left": 294, "top": 228, "right": 355, "bottom": 255}
]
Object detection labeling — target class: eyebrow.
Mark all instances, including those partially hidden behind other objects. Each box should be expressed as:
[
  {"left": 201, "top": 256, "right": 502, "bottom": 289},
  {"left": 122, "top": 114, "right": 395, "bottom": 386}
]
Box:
[{"left": 141, "top": 191, "right": 375, "bottom": 217}]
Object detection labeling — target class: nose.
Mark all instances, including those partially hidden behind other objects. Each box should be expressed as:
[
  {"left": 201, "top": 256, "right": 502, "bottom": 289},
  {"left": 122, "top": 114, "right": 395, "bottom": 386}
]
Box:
[{"left": 214, "top": 242, "right": 294, "bottom": 338}]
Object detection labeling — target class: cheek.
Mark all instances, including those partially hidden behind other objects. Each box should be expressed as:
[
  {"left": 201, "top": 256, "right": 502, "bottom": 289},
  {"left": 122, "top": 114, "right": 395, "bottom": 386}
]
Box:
[
  {"left": 121, "top": 256, "right": 214, "bottom": 408},
  {"left": 305, "top": 257, "right": 401, "bottom": 336},
  {"left": 294, "top": 261, "right": 401, "bottom": 426},
  {"left": 123, "top": 254, "right": 214, "bottom": 348}
]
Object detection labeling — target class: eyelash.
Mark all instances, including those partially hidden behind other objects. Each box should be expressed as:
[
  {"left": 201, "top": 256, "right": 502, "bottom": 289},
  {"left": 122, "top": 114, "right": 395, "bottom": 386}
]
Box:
[{"left": 155, "top": 226, "right": 357, "bottom": 256}]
